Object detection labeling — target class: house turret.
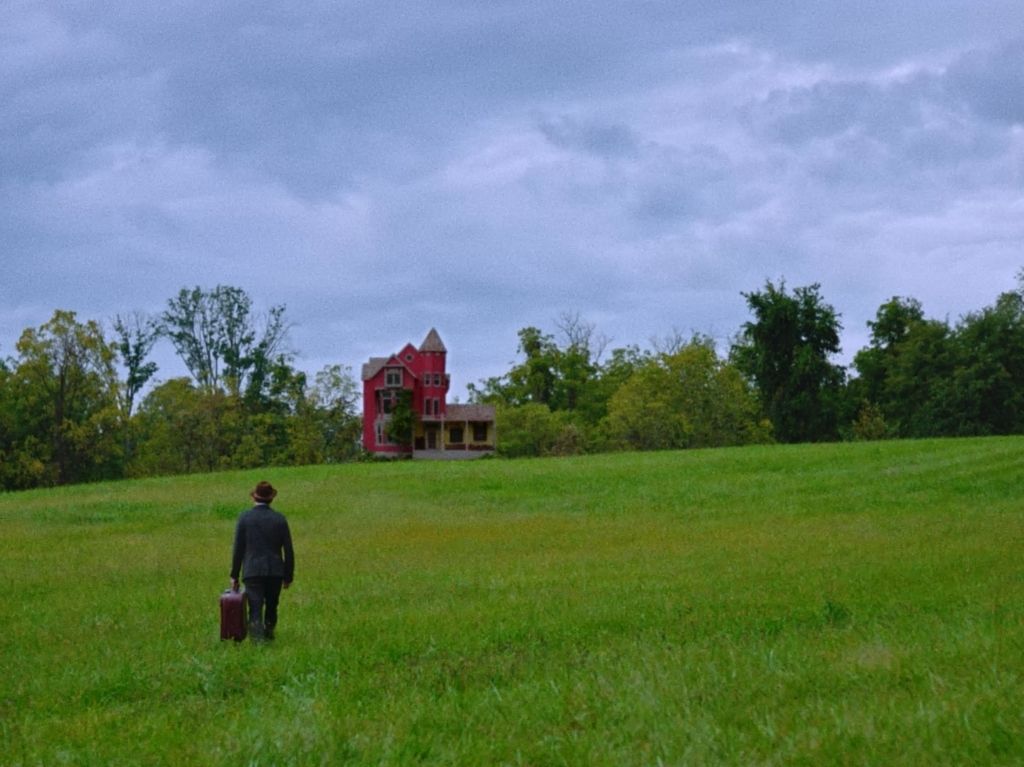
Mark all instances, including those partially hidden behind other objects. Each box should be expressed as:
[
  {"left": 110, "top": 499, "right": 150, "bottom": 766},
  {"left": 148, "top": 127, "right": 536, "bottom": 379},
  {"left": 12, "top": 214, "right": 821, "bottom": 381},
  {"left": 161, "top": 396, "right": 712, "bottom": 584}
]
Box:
[{"left": 420, "top": 328, "right": 446, "bottom": 353}]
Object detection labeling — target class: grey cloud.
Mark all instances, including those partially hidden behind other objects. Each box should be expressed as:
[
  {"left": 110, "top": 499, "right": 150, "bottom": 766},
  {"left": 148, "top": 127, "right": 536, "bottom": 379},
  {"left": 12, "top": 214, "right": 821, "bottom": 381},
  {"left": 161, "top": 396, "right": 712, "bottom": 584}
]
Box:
[
  {"left": 530, "top": 111, "right": 760, "bottom": 227},
  {"left": 1, "top": 27, "right": 163, "bottom": 183},
  {"left": 4, "top": 1, "right": 1024, "bottom": 396},
  {"left": 0, "top": 2, "right": 995, "bottom": 199},
  {"left": 0, "top": 3, "right": 779, "bottom": 195},
  {"left": 946, "top": 38, "right": 1024, "bottom": 125},
  {"left": 736, "top": 65, "right": 1020, "bottom": 219},
  {"left": 723, "top": 1, "right": 1024, "bottom": 65},
  {"left": 747, "top": 81, "right": 879, "bottom": 143},
  {"left": 743, "top": 76, "right": 937, "bottom": 146},
  {"left": 628, "top": 145, "right": 755, "bottom": 225},
  {"left": 537, "top": 116, "right": 640, "bottom": 158}
]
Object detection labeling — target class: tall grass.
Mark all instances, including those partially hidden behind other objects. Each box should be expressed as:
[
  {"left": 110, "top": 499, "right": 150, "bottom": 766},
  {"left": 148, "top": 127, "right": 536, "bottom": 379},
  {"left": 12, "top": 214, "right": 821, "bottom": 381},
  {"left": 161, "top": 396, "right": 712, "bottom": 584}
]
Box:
[{"left": 1, "top": 438, "right": 1022, "bottom": 765}]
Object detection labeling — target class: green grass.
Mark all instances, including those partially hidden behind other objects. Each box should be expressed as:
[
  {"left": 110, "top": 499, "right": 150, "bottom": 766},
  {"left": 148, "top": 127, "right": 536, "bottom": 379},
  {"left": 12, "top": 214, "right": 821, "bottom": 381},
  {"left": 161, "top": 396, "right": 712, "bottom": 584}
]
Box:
[{"left": 1, "top": 438, "right": 1022, "bottom": 765}]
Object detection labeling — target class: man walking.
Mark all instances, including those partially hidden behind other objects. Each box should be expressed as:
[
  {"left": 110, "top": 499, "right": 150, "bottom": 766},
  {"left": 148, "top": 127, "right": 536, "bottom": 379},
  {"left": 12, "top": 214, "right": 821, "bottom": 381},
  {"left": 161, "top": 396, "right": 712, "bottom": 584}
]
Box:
[{"left": 231, "top": 481, "right": 294, "bottom": 640}]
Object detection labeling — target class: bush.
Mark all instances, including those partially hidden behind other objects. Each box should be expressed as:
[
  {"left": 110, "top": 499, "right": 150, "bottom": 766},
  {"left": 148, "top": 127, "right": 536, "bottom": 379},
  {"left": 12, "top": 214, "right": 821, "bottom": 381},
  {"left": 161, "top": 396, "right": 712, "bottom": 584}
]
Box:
[{"left": 496, "top": 404, "right": 584, "bottom": 458}]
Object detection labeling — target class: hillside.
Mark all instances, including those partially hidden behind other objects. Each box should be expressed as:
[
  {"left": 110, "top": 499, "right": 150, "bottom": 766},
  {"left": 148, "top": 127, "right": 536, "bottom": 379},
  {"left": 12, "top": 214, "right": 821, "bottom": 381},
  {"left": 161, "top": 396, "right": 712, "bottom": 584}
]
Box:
[{"left": 1, "top": 438, "right": 1022, "bottom": 765}]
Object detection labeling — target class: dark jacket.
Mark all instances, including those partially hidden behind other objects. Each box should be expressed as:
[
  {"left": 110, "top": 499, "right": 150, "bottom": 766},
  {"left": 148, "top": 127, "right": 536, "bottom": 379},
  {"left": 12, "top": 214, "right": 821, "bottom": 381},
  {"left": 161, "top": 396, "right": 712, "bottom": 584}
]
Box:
[{"left": 231, "top": 504, "right": 294, "bottom": 582}]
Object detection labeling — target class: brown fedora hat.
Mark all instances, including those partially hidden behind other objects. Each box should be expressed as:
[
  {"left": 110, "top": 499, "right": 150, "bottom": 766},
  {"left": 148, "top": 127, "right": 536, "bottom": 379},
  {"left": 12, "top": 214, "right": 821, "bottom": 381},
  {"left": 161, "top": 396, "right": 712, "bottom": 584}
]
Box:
[{"left": 251, "top": 481, "right": 278, "bottom": 503}]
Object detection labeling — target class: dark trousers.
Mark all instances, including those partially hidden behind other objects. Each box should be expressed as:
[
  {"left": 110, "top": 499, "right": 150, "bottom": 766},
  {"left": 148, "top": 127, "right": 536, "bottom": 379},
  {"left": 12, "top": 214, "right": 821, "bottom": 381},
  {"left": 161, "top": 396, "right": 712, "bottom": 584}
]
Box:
[{"left": 244, "top": 577, "right": 284, "bottom": 636}]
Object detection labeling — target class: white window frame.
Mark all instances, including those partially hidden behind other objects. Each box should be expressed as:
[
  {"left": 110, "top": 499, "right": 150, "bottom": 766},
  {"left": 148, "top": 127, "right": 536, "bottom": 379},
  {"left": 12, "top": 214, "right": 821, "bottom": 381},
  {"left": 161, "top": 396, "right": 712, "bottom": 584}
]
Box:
[{"left": 377, "top": 420, "right": 395, "bottom": 445}]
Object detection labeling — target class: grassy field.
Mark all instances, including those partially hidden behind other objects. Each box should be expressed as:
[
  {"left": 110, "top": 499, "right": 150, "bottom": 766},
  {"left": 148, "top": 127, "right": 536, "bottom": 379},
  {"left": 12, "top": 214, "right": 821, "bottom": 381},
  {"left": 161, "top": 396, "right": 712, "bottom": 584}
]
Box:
[{"left": 1, "top": 438, "right": 1022, "bottom": 765}]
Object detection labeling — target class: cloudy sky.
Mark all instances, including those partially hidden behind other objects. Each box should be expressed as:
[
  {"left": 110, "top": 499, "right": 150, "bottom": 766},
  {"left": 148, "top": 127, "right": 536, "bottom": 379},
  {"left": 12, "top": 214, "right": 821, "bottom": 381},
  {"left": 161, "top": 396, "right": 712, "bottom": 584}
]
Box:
[{"left": 3, "top": 2, "right": 1023, "bottom": 398}]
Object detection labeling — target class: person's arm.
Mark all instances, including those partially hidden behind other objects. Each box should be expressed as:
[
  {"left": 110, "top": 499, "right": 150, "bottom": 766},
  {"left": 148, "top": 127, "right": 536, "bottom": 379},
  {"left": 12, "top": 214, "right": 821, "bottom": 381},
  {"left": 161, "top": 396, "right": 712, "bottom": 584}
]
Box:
[
  {"left": 281, "top": 519, "right": 295, "bottom": 587},
  {"left": 230, "top": 516, "right": 245, "bottom": 590}
]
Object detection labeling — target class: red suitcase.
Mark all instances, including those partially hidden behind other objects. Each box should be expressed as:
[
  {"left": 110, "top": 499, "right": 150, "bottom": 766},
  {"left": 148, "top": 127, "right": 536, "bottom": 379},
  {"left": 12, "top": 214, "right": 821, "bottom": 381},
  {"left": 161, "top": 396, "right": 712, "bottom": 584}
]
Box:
[{"left": 220, "top": 588, "right": 248, "bottom": 641}]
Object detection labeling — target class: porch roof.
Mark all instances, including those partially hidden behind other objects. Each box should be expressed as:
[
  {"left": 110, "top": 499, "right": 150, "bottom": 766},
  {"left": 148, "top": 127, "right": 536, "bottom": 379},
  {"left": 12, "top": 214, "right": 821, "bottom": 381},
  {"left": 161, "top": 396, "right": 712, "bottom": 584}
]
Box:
[{"left": 445, "top": 403, "right": 496, "bottom": 422}]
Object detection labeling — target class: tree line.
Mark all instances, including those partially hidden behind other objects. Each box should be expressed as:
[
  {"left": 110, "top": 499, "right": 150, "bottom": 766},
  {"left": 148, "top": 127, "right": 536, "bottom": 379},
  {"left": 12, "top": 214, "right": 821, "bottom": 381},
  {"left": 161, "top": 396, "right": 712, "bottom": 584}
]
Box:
[
  {"left": 0, "top": 286, "right": 361, "bottom": 491},
  {"left": 469, "top": 273, "right": 1024, "bottom": 457},
  {"left": 3, "top": 274, "right": 1023, "bottom": 489}
]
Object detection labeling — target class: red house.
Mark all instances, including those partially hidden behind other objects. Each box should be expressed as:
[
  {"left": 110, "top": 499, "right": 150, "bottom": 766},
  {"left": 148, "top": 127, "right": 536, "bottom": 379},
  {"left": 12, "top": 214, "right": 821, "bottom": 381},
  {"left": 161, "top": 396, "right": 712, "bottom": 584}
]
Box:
[{"left": 361, "top": 329, "right": 496, "bottom": 458}]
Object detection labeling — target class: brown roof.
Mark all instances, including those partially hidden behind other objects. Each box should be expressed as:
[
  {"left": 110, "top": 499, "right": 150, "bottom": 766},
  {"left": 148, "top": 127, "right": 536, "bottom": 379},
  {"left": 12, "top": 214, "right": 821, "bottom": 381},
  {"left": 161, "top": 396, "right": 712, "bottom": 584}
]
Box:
[
  {"left": 361, "top": 357, "right": 389, "bottom": 381},
  {"left": 446, "top": 403, "right": 495, "bottom": 422},
  {"left": 363, "top": 329, "right": 445, "bottom": 381},
  {"left": 420, "top": 328, "right": 446, "bottom": 353}
]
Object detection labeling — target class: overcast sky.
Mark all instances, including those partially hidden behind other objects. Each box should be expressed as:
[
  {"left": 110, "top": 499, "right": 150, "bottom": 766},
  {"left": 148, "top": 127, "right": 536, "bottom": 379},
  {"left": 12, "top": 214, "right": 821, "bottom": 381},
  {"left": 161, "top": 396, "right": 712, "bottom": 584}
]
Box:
[{"left": 3, "top": 2, "right": 1023, "bottom": 398}]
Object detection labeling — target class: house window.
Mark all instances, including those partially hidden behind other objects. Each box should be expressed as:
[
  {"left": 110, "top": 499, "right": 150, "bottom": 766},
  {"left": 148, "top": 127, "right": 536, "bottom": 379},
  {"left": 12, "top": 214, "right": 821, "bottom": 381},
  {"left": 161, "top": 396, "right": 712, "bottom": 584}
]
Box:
[
  {"left": 380, "top": 391, "right": 395, "bottom": 414},
  {"left": 424, "top": 398, "right": 433, "bottom": 416},
  {"left": 385, "top": 368, "right": 402, "bottom": 387},
  {"left": 449, "top": 426, "right": 464, "bottom": 443},
  {"left": 433, "top": 373, "right": 441, "bottom": 387},
  {"left": 473, "top": 422, "right": 488, "bottom": 442},
  {"left": 377, "top": 421, "right": 395, "bottom": 445},
  {"left": 434, "top": 397, "right": 440, "bottom": 415}
]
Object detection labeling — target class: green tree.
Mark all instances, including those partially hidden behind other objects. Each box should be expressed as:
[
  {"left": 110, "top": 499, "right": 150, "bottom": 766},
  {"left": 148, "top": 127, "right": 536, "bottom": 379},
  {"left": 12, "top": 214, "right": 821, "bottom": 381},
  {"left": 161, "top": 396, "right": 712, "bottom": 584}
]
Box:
[
  {"left": 131, "top": 379, "right": 239, "bottom": 476},
  {"left": 603, "top": 338, "right": 770, "bottom": 451},
  {"left": 242, "top": 357, "right": 316, "bottom": 466},
  {"left": 471, "top": 321, "right": 597, "bottom": 410},
  {"left": 551, "top": 311, "right": 607, "bottom": 412},
  {"left": 112, "top": 312, "right": 160, "bottom": 465},
  {"left": 850, "top": 297, "right": 925, "bottom": 414},
  {"left": 112, "top": 312, "right": 160, "bottom": 418},
  {"left": 469, "top": 315, "right": 623, "bottom": 451},
  {"left": 308, "top": 364, "right": 362, "bottom": 462},
  {"left": 848, "top": 400, "right": 892, "bottom": 441},
  {"left": 947, "top": 286, "right": 1024, "bottom": 435},
  {"left": 576, "top": 344, "right": 651, "bottom": 432},
  {"left": 850, "top": 296, "right": 959, "bottom": 438},
  {"left": 385, "top": 389, "right": 416, "bottom": 449},
  {"left": 495, "top": 403, "right": 581, "bottom": 458},
  {"left": 882, "top": 318, "right": 958, "bottom": 437},
  {"left": 12, "top": 310, "right": 121, "bottom": 485},
  {"left": 162, "top": 286, "right": 289, "bottom": 395},
  {"left": 499, "top": 326, "right": 560, "bottom": 406},
  {"left": 0, "top": 356, "right": 25, "bottom": 489},
  {"left": 732, "top": 281, "right": 845, "bottom": 443},
  {"left": 849, "top": 276, "right": 1024, "bottom": 439},
  {"left": 232, "top": 410, "right": 289, "bottom": 469}
]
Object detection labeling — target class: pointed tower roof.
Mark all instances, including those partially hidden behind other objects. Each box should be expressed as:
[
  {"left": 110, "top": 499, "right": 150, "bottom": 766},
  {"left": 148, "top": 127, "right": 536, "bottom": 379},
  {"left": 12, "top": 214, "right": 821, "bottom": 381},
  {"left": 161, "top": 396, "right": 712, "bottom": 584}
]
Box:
[{"left": 420, "top": 328, "right": 446, "bottom": 353}]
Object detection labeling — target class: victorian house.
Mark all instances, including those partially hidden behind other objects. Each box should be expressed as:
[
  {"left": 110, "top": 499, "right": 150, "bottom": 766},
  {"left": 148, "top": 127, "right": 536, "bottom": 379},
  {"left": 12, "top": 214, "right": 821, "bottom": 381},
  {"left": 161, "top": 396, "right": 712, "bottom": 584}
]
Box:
[{"left": 361, "top": 329, "right": 496, "bottom": 458}]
